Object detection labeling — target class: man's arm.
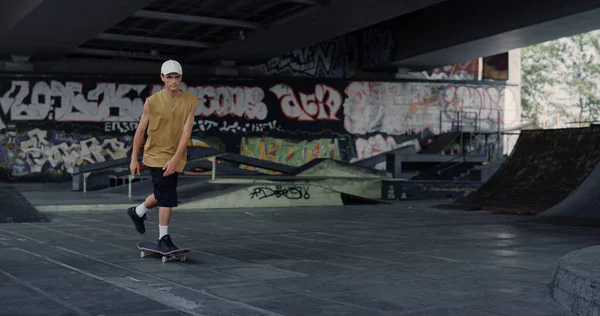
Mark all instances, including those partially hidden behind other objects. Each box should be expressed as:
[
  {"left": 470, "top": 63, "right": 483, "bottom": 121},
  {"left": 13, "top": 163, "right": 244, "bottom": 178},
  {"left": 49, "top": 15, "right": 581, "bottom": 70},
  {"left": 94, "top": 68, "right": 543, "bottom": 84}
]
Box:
[
  {"left": 172, "top": 110, "right": 195, "bottom": 161},
  {"left": 162, "top": 110, "right": 194, "bottom": 176},
  {"left": 130, "top": 100, "right": 150, "bottom": 176},
  {"left": 131, "top": 100, "right": 150, "bottom": 161}
]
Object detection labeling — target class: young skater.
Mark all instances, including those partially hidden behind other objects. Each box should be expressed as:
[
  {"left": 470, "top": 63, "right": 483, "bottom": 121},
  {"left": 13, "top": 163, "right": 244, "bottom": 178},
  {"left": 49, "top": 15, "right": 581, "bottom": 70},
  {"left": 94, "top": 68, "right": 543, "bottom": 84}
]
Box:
[{"left": 127, "top": 59, "right": 197, "bottom": 251}]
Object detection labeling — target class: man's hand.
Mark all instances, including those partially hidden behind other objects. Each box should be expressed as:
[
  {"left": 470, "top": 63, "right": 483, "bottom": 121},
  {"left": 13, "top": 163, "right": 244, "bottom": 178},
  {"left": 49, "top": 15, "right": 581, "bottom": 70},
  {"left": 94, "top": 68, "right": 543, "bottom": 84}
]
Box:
[
  {"left": 130, "top": 160, "right": 140, "bottom": 177},
  {"left": 162, "top": 157, "right": 179, "bottom": 177}
]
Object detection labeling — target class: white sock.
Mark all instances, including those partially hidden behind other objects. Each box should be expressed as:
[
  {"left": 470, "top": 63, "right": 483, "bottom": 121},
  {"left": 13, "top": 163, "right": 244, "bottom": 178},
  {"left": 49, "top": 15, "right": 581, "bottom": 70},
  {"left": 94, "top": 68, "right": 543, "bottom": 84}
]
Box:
[
  {"left": 135, "top": 203, "right": 151, "bottom": 217},
  {"left": 159, "top": 225, "right": 168, "bottom": 239}
]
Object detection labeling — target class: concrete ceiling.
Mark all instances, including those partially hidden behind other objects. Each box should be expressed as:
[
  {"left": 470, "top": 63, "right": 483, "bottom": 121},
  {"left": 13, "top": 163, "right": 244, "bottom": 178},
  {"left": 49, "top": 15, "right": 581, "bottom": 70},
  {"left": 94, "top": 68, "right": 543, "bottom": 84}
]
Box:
[
  {"left": 382, "top": 0, "right": 600, "bottom": 70},
  {"left": 2, "top": 0, "right": 600, "bottom": 74},
  {"left": 0, "top": 0, "right": 446, "bottom": 67}
]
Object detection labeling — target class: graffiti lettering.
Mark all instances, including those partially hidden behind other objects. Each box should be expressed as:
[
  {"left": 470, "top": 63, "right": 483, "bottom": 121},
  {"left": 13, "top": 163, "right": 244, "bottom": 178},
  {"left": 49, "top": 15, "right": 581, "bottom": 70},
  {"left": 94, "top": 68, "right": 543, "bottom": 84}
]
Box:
[
  {"left": 424, "top": 59, "right": 479, "bottom": 80},
  {"left": 240, "top": 137, "right": 339, "bottom": 174},
  {"left": 194, "top": 119, "right": 281, "bottom": 134},
  {"left": 0, "top": 81, "right": 272, "bottom": 127},
  {"left": 442, "top": 85, "right": 503, "bottom": 124},
  {"left": 251, "top": 42, "right": 336, "bottom": 77},
  {"left": 10, "top": 128, "right": 131, "bottom": 175},
  {"left": 104, "top": 122, "right": 139, "bottom": 133},
  {"left": 0, "top": 80, "right": 148, "bottom": 127},
  {"left": 352, "top": 134, "right": 399, "bottom": 161},
  {"left": 249, "top": 185, "right": 310, "bottom": 200},
  {"left": 189, "top": 85, "right": 267, "bottom": 120},
  {"left": 343, "top": 81, "right": 514, "bottom": 135},
  {"left": 270, "top": 83, "right": 342, "bottom": 122}
]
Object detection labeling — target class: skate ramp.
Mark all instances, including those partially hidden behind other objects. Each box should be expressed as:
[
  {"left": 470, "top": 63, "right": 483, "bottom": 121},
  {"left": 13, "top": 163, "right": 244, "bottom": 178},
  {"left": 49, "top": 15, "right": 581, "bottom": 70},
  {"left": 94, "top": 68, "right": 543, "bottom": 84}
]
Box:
[
  {"left": 535, "top": 156, "right": 600, "bottom": 226},
  {"left": 419, "top": 132, "right": 460, "bottom": 154},
  {"left": 0, "top": 185, "right": 49, "bottom": 223},
  {"left": 178, "top": 179, "right": 344, "bottom": 210},
  {"left": 295, "top": 159, "right": 391, "bottom": 178},
  {"left": 174, "top": 159, "right": 389, "bottom": 209},
  {"left": 441, "top": 127, "right": 600, "bottom": 215},
  {"left": 351, "top": 139, "right": 420, "bottom": 169}
]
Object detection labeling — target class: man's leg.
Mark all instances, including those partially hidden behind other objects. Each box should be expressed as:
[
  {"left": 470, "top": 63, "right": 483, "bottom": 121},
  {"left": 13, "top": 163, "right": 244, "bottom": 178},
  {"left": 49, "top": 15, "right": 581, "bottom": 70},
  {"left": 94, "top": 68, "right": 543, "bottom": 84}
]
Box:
[
  {"left": 128, "top": 194, "right": 157, "bottom": 234},
  {"left": 155, "top": 171, "right": 179, "bottom": 252},
  {"left": 127, "top": 168, "right": 162, "bottom": 234},
  {"left": 158, "top": 206, "right": 172, "bottom": 239},
  {"left": 137, "top": 194, "right": 157, "bottom": 216}
]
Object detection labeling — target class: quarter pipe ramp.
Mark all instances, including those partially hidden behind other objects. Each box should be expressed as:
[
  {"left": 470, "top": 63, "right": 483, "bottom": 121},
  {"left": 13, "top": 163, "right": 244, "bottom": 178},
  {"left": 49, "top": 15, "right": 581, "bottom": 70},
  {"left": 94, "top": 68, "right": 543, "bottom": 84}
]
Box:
[{"left": 440, "top": 127, "right": 600, "bottom": 215}]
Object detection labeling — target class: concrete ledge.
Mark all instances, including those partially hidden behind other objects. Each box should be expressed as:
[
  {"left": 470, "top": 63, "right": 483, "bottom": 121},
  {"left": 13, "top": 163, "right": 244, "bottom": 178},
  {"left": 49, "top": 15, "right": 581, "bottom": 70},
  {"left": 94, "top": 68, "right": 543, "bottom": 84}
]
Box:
[{"left": 550, "top": 245, "right": 600, "bottom": 316}]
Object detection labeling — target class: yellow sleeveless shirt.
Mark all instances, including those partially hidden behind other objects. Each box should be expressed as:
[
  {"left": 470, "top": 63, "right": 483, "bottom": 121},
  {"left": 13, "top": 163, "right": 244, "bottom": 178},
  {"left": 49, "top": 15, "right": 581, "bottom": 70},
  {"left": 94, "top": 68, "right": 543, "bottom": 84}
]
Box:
[{"left": 143, "top": 89, "right": 197, "bottom": 173}]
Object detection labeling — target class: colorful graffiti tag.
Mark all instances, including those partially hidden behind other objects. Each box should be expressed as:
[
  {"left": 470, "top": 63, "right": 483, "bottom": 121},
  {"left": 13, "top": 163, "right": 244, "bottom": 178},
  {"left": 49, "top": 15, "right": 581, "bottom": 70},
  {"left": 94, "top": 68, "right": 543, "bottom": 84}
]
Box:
[
  {"left": 0, "top": 75, "right": 517, "bottom": 179},
  {"left": 239, "top": 137, "right": 340, "bottom": 174},
  {"left": 1, "top": 126, "right": 130, "bottom": 180}
]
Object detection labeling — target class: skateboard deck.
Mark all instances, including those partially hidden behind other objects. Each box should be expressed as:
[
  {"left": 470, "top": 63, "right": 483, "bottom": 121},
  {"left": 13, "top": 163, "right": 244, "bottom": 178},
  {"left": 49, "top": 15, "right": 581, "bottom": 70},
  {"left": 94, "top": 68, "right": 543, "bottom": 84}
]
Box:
[{"left": 137, "top": 240, "right": 190, "bottom": 263}]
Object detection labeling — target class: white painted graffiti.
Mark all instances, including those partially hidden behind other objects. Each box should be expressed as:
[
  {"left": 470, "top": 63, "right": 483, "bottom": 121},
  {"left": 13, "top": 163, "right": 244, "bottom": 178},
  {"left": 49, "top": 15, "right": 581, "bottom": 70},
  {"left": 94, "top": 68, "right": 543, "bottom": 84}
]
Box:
[
  {"left": 250, "top": 42, "right": 336, "bottom": 77},
  {"left": 194, "top": 119, "right": 281, "bottom": 134},
  {"left": 187, "top": 85, "right": 268, "bottom": 120},
  {"left": 14, "top": 128, "right": 131, "bottom": 174},
  {"left": 350, "top": 134, "right": 399, "bottom": 170},
  {"left": 0, "top": 80, "right": 148, "bottom": 127},
  {"left": 104, "top": 122, "right": 139, "bottom": 133},
  {"left": 270, "top": 83, "right": 342, "bottom": 122},
  {"left": 343, "top": 81, "right": 512, "bottom": 135},
  {"left": 0, "top": 81, "right": 272, "bottom": 130},
  {"left": 352, "top": 135, "right": 399, "bottom": 161},
  {"left": 350, "top": 135, "right": 420, "bottom": 170}
]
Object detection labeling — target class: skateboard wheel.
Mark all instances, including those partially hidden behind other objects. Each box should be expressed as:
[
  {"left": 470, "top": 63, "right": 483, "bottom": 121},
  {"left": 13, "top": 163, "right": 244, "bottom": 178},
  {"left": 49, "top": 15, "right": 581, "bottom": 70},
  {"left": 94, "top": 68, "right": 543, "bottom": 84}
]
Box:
[
  {"left": 161, "top": 256, "right": 167, "bottom": 263},
  {"left": 180, "top": 256, "right": 186, "bottom": 262},
  {"left": 140, "top": 251, "right": 146, "bottom": 258}
]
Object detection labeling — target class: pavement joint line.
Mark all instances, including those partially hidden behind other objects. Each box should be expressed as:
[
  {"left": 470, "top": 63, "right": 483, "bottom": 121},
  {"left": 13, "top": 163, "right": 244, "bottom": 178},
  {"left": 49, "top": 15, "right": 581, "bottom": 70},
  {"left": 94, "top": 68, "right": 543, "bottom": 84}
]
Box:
[
  {"left": 0, "top": 267, "right": 94, "bottom": 316},
  {"left": 316, "top": 231, "right": 408, "bottom": 241},
  {"left": 35, "top": 204, "right": 134, "bottom": 212},
  {"left": 286, "top": 232, "right": 463, "bottom": 261},
  {"left": 21, "top": 223, "right": 132, "bottom": 251},
  {"left": 0, "top": 228, "right": 282, "bottom": 316},
  {"left": 152, "top": 216, "right": 468, "bottom": 272},
  {"left": 10, "top": 247, "right": 206, "bottom": 316},
  {"left": 46, "top": 209, "right": 546, "bottom": 285},
  {"left": 49, "top": 213, "right": 383, "bottom": 306},
  {"left": 0, "top": 228, "right": 46, "bottom": 244},
  {"left": 51, "top": 245, "right": 285, "bottom": 316},
  {"left": 47, "top": 213, "right": 193, "bottom": 238},
  {"left": 243, "top": 234, "right": 414, "bottom": 265},
  {"left": 1, "top": 221, "right": 287, "bottom": 316},
  {"left": 39, "top": 221, "right": 142, "bottom": 240},
  {"left": 116, "top": 309, "right": 183, "bottom": 315},
  {"left": 23, "top": 223, "right": 98, "bottom": 243},
  {"left": 145, "top": 218, "right": 375, "bottom": 271}
]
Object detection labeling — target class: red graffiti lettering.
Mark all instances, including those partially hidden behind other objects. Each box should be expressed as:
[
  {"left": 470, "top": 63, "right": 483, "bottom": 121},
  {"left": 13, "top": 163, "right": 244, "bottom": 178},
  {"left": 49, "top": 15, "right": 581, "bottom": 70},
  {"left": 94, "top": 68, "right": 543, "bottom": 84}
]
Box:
[{"left": 269, "top": 83, "right": 342, "bottom": 122}]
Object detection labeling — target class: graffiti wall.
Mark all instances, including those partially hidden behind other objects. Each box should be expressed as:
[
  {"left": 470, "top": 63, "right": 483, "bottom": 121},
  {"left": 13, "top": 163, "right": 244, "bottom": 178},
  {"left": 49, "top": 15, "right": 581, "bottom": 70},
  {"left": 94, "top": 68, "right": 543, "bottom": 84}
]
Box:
[
  {"left": 0, "top": 75, "right": 518, "bottom": 180},
  {"left": 249, "top": 25, "right": 395, "bottom": 79},
  {"left": 423, "top": 59, "right": 480, "bottom": 80},
  {"left": 239, "top": 137, "right": 340, "bottom": 174}
]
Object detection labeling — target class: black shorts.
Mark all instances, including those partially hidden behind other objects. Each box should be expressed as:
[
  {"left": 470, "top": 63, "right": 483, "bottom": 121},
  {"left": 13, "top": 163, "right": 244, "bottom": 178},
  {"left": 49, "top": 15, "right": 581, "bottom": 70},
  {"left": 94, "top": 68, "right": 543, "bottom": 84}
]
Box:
[{"left": 148, "top": 167, "right": 179, "bottom": 208}]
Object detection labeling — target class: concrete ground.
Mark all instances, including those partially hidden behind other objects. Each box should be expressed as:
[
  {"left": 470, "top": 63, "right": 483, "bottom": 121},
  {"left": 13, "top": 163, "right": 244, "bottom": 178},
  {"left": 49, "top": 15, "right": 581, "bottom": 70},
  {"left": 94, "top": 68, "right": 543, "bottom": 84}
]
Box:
[{"left": 1, "top": 200, "right": 596, "bottom": 316}]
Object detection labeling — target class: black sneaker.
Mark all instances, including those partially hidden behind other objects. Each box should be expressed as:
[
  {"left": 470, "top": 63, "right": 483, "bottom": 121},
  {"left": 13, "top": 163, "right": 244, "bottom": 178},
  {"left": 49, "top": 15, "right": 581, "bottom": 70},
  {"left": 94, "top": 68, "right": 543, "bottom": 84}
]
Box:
[
  {"left": 127, "top": 207, "right": 146, "bottom": 234},
  {"left": 157, "top": 234, "right": 178, "bottom": 253}
]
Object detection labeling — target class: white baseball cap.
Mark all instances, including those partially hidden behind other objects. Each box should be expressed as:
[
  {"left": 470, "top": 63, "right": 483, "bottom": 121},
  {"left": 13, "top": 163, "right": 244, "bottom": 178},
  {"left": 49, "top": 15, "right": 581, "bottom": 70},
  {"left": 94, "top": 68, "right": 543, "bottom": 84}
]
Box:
[{"left": 161, "top": 60, "right": 183, "bottom": 75}]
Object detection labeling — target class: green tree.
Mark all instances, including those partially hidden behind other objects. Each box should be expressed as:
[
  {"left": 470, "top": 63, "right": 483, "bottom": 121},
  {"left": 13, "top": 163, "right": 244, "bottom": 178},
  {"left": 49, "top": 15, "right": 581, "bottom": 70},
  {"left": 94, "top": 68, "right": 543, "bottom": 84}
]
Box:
[
  {"left": 520, "top": 40, "right": 562, "bottom": 128},
  {"left": 556, "top": 31, "right": 600, "bottom": 125},
  {"left": 521, "top": 30, "right": 600, "bottom": 128}
]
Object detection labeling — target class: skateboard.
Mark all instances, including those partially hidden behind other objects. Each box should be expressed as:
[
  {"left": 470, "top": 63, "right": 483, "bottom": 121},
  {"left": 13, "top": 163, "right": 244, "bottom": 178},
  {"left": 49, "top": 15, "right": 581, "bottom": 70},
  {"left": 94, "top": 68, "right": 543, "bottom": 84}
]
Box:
[{"left": 137, "top": 240, "right": 190, "bottom": 263}]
